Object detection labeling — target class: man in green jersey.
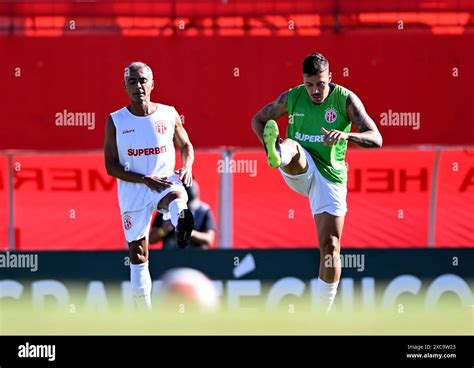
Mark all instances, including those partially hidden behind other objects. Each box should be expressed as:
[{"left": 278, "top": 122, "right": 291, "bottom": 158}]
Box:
[{"left": 251, "top": 52, "right": 383, "bottom": 312}]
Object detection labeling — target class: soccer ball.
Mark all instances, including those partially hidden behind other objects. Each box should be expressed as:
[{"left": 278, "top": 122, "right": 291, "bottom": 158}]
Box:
[{"left": 159, "top": 268, "right": 220, "bottom": 312}]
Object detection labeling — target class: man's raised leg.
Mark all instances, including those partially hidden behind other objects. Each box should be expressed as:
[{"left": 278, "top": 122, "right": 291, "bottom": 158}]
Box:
[
  {"left": 158, "top": 190, "right": 194, "bottom": 248},
  {"left": 263, "top": 120, "right": 308, "bottom": 175}
]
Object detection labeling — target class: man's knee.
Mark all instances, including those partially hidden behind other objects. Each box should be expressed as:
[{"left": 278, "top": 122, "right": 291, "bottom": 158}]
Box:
[
  {"left": 167, "top": 190, "right": 187, "bottom": 202},
  {"left": 280, "top": 139, "right": 308, "bottom": 175},
  {"left": 129, "top": 239, "right": 148, "bottom": 264},
  {"left": 320, "top": 235, "right": 340, "bottom": 256},
  {"left": 282, "top": 138, "right": 296, "bottom": 146},
  {"left": 282, "top": 138, "right": 299, "bottom": 154},
  {"left": 320, "top": 235, "right": 341, "bottom": 269},
  {"left": 158, "top": 190, "right": 187, "bottom": 210}
]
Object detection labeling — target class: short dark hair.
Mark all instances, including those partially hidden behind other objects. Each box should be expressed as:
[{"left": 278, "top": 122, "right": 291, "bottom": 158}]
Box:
[{"left": 302, "top": 52, "right": 329, "bottom": 75}]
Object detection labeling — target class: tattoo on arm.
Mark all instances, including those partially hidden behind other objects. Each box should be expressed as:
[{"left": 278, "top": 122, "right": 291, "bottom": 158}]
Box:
[
  {"left": 346, "top": 93, "right": 383, "bottom": 148},
  {"left": 251, "top": 91, "right": 288, "bottom": 144},
  {"left": 259, "top": 91, "right": 288, "bottom": 122}
]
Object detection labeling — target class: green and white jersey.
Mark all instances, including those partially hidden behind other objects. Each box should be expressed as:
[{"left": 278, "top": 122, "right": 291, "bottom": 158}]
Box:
[{"left": 287, "top": 83, "right": 351, "bottom": 185}]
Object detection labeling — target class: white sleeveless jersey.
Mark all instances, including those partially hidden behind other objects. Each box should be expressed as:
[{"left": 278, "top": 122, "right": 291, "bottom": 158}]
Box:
[{"left": 111, "top": 103, "right": 177, "bottom": 213}]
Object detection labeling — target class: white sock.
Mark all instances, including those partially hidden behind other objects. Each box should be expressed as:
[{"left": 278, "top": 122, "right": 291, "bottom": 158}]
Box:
[
  {"left": 169, "top": 198, "right": 188, "bottom": 227},
  {"left": 315, "top": 277, "right": 339, "bottom": 313},
  {"left": 130, "top": 261, "right": 152, "bottom": 310},
  {"left": 280, "top": 144, "right": 292, "bottom": 167}
]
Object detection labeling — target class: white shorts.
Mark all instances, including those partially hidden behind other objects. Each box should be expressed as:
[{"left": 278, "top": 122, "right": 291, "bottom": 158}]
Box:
[
  {"left": 121, "top": 174, "right": 188, "bottom": 243},
  {"left": 279, "top": 147, "right": 347, "bottom": 217}
]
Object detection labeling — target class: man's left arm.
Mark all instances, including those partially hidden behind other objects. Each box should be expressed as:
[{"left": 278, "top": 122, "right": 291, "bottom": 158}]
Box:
[
  {"left": 321, "top": 92, "right": 383, "bottom": 148},
  {"left": 173, "top": 111, "right": 194, "bottom": 187},
  {"left": 345, "top": 92, "right": 383, "bottom": 148}
]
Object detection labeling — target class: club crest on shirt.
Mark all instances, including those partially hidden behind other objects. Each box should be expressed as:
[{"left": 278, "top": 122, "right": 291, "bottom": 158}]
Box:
[
  {"left": 325, "top": 107, "right": 338, "bottom": 123},
  {"left": 123, "top": 215, "right": 132, "bottom": 230},
  {"left": 155, "top": 120, "right": 168, "bottom": 134}
]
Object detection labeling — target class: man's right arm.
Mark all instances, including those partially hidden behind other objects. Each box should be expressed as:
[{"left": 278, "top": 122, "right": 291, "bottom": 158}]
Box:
[
  {"left": 104, "top": 115, "right": 146, "bottom": 184},
  {"left": 251, "top": 91, "right": 288, "bottom": 145}
]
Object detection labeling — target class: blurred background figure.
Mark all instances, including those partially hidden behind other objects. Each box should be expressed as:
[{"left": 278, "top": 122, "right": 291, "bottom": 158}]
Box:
[{"left": 149, "top": 180, "right": 216, "bottom": 249}]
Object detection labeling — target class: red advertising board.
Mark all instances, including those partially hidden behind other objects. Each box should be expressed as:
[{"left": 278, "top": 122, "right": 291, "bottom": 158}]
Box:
[
  {"left": 233, "top": 151, "right": 316, "bottom": 248},
  {"left": 2, "top": 148, "right": 473, "bottom": 249},
  {"left": 435, "top": 149, "right": 474, "bottom": 247},
  {"left": 233, "top": 149, "right": 436, "bottom": 248},
  {"left": 0, "top": 155, "right": 8, "bottom": 250},
  {"left": 344, "top": 149, "right": 435, "bottom": 248}
]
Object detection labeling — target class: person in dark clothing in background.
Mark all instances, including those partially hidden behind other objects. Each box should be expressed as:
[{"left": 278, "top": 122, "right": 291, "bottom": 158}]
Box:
[{"left": 149, "top": 180, "right": 216, "bottom": 249}]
